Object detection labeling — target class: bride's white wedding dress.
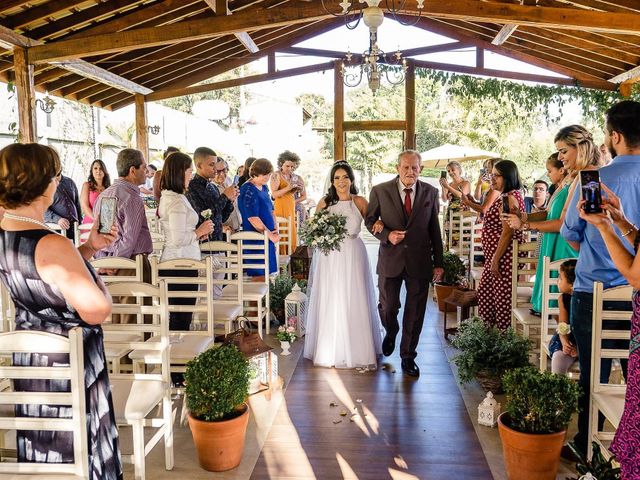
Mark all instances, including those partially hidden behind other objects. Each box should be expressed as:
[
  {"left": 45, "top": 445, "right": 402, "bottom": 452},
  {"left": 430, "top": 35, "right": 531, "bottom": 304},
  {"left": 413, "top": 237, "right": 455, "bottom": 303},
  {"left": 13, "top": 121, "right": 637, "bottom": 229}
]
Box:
[{"left": 304, "top": 198, "right": 383, "bottom": 368}]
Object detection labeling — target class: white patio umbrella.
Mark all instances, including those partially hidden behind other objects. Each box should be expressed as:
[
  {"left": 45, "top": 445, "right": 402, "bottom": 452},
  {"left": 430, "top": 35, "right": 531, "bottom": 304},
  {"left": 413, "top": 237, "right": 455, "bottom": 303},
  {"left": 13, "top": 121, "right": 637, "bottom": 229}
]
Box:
[{"left": 420, "top": 144, "right": 500, "bottom": 169}]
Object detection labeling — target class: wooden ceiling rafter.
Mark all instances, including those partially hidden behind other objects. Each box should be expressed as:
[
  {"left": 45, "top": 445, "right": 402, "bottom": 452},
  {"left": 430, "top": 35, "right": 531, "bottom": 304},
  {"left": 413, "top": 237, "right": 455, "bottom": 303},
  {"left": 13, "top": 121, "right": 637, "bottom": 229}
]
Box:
[
  {"left": 95, "top": 22, "right": 320, "bottom": 107},
  {"left": 408, "top": 16, "right": 615, "bottom": 90},
  {"left": 4, "top": 0, "right": 92, "bottom": 31},
  {"left": 434, "top": 18, "right": 620, "bottom": 80},
  {"left": 104, "top": 17, "right": 344, "bottom": 109},
  {"left": 462, "top": 19, "right": 629, "bottom": 75},
  {"left": 0, "top": 1, "right": 33, "bottom": 16},
  {"left": 28, "top": 0, "right": 640, "bottom": 65}
]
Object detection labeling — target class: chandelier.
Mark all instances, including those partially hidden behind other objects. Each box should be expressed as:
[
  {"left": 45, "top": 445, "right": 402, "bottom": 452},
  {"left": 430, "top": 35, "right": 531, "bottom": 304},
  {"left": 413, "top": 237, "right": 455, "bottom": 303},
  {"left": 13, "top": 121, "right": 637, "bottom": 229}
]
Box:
[
  {"left": 321, "top": 0, "right": 426, "bottom": 27},
  {"left": 338, "top": 5, "right": 410, "bottom": 94}
]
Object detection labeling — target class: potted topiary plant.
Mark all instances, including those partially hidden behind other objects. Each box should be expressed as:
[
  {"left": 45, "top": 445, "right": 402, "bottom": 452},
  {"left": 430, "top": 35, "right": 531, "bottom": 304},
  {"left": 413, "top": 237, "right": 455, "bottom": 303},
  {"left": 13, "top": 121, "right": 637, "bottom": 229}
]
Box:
[
  {"left": 185, "top": 344, "right": 250, "bottom": 472},
  {"left": 434, "top": 251, "right": 467, "bottom": 312},
  {"left": 451, "top": 317, "right": 531, "bottom": 392},
  {"left": 499, "top": 366, "right": 580, "bottom": 480}
]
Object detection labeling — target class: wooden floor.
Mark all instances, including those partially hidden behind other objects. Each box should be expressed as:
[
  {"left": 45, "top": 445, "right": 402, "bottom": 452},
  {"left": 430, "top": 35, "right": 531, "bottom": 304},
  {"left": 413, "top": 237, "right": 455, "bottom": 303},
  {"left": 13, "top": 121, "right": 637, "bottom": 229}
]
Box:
[{"left": 251, "top": 302, "right": 493, "bottom": 479}]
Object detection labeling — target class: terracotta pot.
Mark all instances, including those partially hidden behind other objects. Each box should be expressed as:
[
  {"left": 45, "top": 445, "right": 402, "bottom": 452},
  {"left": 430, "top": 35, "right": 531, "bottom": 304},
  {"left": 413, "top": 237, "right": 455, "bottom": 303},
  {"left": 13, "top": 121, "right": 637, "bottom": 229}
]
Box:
[
  {"left": 434, "top": 283, "right": 459, "bottom": 313},
  {"left": 498, "top": 413, "right": 566, "bottom": 480},
  {"left": 188, "top": 403, "right": 250, "bottom": 472}
]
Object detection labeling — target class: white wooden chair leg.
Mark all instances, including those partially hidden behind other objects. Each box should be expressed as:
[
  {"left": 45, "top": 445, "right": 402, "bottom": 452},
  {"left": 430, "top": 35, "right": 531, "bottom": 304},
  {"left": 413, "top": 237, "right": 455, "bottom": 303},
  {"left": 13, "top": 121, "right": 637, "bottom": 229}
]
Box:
[
  {"left": 163, "top": 394, "right": 174, "bottom": 470},
  {"left": 265, "top": 297, "right": 270, "bottom": 335},
  {"left": 132, "top": 421, "right": 146, "bottom": 480}
]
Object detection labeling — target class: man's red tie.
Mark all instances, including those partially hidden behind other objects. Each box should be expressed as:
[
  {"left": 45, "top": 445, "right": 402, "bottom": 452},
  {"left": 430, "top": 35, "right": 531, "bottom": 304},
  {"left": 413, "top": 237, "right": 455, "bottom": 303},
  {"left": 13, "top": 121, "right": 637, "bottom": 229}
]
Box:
[{"left": 404, "top": 188, "right": 412, "bottom": 217}]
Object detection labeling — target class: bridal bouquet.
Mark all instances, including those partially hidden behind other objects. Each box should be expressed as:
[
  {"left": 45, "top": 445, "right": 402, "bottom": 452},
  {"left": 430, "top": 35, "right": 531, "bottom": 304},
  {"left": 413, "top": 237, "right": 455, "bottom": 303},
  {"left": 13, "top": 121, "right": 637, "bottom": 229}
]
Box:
[{"left": 299, "top": 209, "right": 347, "bottom": 255}]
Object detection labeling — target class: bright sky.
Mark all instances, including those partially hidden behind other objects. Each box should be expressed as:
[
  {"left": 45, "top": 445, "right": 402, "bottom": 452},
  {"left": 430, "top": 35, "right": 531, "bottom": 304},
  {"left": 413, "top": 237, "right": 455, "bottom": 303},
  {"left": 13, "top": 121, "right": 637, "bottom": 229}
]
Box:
[{"left": 244, "top": 16, "right": 569, "bottom": 104}]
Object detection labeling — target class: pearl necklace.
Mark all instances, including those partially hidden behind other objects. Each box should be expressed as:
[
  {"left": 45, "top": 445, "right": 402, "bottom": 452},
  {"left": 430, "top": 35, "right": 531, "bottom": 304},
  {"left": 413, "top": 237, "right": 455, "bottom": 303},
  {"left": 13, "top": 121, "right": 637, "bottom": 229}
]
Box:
[{"left": 3, "top": 212, "right": 57, "bottom": 232}]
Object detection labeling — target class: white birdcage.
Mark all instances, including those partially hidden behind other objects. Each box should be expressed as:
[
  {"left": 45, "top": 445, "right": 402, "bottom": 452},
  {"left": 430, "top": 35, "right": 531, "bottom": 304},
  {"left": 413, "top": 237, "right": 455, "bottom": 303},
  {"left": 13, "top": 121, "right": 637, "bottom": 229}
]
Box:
[
  {"left": 478, "top": 391, "right": 501, "bottom": 428},
  {"left": 285, "top": 284, "right": 307, "bottom": 337}
]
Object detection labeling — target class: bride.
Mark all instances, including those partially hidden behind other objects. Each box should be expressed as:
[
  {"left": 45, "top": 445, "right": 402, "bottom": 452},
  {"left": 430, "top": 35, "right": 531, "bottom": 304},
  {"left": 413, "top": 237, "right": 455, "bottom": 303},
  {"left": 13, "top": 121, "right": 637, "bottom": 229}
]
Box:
[{"left": 304, "top": 161, "right": 383, "bottom": 368}]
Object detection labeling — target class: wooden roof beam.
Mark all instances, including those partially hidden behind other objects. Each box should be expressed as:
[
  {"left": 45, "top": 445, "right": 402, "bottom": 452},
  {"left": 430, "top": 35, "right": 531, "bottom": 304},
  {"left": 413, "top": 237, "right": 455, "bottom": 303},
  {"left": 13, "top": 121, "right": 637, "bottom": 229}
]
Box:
[
  {"left": 0, "top": 25, "right": 152, "bottom": 95},
  {"left": 409, "top": 16, "right": 613, "bottom": 87},
  {"left": 30, "top": 0, "right": 640, "bottom": 64},
  {"left": 204, "top": 0, "right": 259, "bottom": 53},
  {"left": 4, "top": 0, "right": 90, "bottom": 31},
  {"left": 0, "top": 1, "right": 31, "bottom": 16},
  {"left": 610, "top": 65, "right": 640, "bottom": 84},
  {"left": 491, "top": 0, "right": 536, "bottom": 45},
  {"left": 147, "top": 61, "right": 334, "bottom": 101},
  {"left": 281, "top": 41, "right": 472, "bottom": 60},
  {"left": 412, "top": 58, "right": 614, "bottom": 89}
]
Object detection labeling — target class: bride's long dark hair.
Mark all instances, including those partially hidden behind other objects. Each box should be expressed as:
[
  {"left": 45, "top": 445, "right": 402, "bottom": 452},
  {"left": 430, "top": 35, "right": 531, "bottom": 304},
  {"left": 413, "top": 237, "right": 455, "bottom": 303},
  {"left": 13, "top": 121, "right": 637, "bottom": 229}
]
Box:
[{"left": 322, "top": 161, "right": 358, "bottom": 209}]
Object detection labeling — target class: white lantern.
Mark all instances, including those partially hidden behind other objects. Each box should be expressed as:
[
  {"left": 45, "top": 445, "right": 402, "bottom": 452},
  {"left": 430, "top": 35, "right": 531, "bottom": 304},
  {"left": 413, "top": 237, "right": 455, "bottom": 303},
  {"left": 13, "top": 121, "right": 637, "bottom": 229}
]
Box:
[
  {"left": 478, "top": 391, "right": 501, "bottom": 427},
  {"left": 248, "top": 351, "right": 279, "bottom": 395},
  {"left": 284, "top": 284, "right": 308, "bottom": 337}
]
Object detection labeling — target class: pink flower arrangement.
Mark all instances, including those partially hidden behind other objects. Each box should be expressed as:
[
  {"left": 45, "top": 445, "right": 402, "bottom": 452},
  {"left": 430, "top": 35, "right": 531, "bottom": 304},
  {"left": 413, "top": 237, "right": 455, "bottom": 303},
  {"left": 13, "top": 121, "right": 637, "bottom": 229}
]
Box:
[{"left": 277, "top": 325, "right": 296, "bottom": 343}]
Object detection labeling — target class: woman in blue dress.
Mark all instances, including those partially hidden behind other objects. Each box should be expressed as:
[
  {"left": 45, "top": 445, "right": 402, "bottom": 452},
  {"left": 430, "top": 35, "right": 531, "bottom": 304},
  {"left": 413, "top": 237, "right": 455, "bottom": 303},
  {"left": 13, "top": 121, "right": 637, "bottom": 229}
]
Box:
[{"left": 238, "top": 158, "right": 279, "bottom": 278}]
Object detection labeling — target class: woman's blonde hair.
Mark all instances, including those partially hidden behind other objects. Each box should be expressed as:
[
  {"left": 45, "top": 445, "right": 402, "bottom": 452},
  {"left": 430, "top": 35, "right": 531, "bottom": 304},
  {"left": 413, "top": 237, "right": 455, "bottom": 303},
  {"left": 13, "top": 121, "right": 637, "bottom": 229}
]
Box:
[
  {"left": 554, "top": 125, "right": 601, "bottom": 170},
  {"left": 446, "top": 161, "right": 463, "bottom": 176}
]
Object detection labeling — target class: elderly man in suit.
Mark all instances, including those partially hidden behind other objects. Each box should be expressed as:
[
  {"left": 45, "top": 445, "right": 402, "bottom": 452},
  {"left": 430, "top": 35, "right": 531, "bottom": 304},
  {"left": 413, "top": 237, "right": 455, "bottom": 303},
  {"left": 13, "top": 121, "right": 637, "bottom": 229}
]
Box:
[{"left": 366, "top": 150, "right": 444, "bottom": 377}]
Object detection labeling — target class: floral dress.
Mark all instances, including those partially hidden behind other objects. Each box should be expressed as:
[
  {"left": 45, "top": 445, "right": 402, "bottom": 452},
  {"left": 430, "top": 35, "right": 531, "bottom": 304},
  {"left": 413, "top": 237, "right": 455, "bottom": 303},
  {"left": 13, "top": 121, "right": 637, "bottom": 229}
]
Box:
[
  {"left": 611, "top": 235, "right": 640, "bottom": 479},
  {"left": 477, "top": 191, "right": 525, "bottom": 330}
]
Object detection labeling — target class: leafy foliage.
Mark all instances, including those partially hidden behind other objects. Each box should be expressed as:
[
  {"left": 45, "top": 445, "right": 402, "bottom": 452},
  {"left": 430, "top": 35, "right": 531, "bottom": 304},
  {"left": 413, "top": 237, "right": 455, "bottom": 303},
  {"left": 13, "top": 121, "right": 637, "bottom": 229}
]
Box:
[
  {"left": 269, "top": 274, "right": 307, "bottom": 312},
  {"left": 451, "top": 317, "right": 531, "bottom": 384},
  {"left": 502, "top": 366, "right": 580, "bottom": 434},
  {"left": 185, "top": 344, "right": 249, "bottom": 422},
  {"left": 565, "top": 442, "right": 621, "bottom": 480},
  {"left": 440, "top": 251, "right": 466, "bottom": 286}
]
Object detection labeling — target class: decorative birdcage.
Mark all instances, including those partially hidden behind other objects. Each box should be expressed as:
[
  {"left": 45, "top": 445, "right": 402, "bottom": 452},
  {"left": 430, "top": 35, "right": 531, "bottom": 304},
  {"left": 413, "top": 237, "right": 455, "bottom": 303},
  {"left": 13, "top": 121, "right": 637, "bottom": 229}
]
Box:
[
  {"left": 478, "top": 391, "right": 501, "bottom": 428},
  {"left": 285, "top": 284, "right": 308, "bottom": 337}
]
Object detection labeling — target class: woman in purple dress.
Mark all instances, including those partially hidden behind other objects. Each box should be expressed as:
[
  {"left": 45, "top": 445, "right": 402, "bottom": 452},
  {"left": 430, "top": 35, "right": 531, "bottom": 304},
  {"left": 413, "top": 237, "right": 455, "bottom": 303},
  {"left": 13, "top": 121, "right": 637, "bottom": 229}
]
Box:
[{"left": 580, "top": 183, "right": 640, "bottom": 479}]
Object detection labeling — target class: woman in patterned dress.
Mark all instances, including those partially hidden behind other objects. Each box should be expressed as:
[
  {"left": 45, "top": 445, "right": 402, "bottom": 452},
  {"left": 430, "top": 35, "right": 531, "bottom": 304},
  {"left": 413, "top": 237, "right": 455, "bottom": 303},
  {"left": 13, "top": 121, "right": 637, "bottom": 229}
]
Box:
[
  {"left": 440, "top": 161, "right": 471, "bottom": 248},
  {"left": 580, "top": 180, "right": 640, "bottom": 479},
  {"left": 477, "top": 160, "right": 525, "bottom": 330},
  {"left": 0, "top": 143, "right": 122, "bottom": 480}
]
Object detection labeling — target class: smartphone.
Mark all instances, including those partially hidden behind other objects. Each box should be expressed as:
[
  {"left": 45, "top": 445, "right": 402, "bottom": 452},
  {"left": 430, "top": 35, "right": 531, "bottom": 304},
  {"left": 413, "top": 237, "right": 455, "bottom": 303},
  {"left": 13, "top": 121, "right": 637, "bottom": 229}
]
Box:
[
  {"left": 440, "top": 170, "right": 447, "bottom": 179},
  {"left": 480, "top": 168, "right": 486, "bottom": 175},
  {"left": 98, "top": 196, "right": 117, "bottom": 234},
  {"left": 580, "top": 170, "right": 603, "bottom": 214},
  {"left": 502, "top": 196, "right": 510, "bottom": 214}
]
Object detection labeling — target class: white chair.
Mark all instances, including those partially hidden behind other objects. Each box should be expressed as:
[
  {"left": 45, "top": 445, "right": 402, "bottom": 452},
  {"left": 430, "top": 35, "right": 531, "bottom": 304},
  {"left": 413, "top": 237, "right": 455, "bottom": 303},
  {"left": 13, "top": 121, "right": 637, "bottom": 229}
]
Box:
[
  {"left": 588, "top": 281, "right": 633, "bottom": 460},
  {"left": 145, "top": 208, "right": 162, "bottom": 235},
  {"left": 468, "top": 221, "right": 483, "bottom": 290},
  {"left": 90, "top": 254, "right": 145, "bottom": 283},
  {"left": 135, "top": 256, "right": 216, "bottom": 379},
  {"left": 104, "top": 281, "right": 174, "bottom": 480},
  {"left": 447, "top": 210, "right": 475, "bottom": 257},
  {"left": 0, "top": 327, "right": 89, "bottom": 478},
  {"left": 150, "top": 231, "right": 165, "bottom": 257},
  {"left": 199, "top": 241, "right": 244, "bottom": 334},
  {"left": 228, "top": 231, "right": 271, "bottom": 337},
  {"left": 45, "top": 222, "right": 67, "bottom": 237},
  {"left": 276, "top": 215, "right": 293, "bottom": 272},
  {"left": 0, "top": 281, "right": 14, "bottom": 332},
  {"left": 510, "top": 240, "right": 540, "bottom": 351},
  {"left": 74, "top": 222, "right": 93, "bottom": 246},
  {"left": 538, "top": 257, "right": 563, "bottom": 372}
]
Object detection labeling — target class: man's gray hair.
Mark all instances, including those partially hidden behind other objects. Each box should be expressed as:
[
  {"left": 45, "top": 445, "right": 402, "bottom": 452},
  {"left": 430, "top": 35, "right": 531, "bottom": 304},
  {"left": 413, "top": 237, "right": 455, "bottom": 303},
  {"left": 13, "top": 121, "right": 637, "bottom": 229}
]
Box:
[
  {"left": 397, "top": 149, "right": 422, "bottom": 164},
  {"left": 116, "top": 148, "right": 144, "bottom": 177}
]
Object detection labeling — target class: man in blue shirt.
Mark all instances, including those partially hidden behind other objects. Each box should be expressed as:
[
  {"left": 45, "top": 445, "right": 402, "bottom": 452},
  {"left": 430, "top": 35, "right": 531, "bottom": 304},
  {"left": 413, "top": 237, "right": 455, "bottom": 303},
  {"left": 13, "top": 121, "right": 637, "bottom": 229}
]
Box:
[{"left": 561, "top": 100, "right": 640, "bottom": 458}]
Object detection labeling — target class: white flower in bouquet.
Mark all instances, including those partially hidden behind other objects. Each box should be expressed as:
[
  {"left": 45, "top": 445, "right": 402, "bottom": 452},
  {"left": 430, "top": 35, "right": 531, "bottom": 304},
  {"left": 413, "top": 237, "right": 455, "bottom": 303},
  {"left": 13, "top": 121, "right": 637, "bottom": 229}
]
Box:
[
  {"left": 299, "top": 209, "right": 348, "bottom": 255},
  {"left": 201, "top": 209, "right": 212, "bottom": 220}
]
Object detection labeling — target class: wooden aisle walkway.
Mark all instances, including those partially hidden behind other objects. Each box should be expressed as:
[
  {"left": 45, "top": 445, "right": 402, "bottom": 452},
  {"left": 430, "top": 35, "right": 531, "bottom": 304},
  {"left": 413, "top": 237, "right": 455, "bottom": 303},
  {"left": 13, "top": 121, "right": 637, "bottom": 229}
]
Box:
[{"left": 251, "top": 299, "right": 493, "bottom": 480}]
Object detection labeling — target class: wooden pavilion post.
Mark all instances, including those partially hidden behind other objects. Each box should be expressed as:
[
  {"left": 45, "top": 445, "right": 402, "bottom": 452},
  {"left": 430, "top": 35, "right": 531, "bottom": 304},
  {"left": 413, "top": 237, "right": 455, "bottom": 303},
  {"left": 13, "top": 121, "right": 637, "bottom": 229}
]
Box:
[
  {"left": 333, "top": 60, "right": 344, "bottom": 161},
  {"left": 135, "top": 93, "right": 149, "bottom": 161},
  {"left": 404, "top": 59, "right": 416, "bottom": 150},
  {"left": 13, "top": 47, "right": 37, "bottom": 143}
]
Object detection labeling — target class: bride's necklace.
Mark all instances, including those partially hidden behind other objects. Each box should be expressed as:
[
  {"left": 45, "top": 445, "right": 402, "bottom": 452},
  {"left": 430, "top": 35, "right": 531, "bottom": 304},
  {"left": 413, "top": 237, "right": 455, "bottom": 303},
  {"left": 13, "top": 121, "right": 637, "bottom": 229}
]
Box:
[{"left": 3, "top": 212, "right": 56, "bottom": 232}]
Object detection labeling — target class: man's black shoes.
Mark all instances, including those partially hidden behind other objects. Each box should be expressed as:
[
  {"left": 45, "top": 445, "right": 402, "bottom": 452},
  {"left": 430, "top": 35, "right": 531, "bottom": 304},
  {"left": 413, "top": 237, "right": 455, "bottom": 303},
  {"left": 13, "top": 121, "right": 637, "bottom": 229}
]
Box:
[
  {"left": 401, "top": 359, "right": 420, "bottom": 377},
  {"left": 382, "top": 334, "right": 396, "bottom": 356}
]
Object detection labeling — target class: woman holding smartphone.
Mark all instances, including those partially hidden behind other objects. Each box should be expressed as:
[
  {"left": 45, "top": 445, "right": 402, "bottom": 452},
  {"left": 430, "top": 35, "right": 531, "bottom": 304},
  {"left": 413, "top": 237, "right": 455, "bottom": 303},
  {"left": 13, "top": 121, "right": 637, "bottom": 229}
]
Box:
[
  {"left": 504, "top": 126, "right": 600, "bottom": 314},
  {"left": 476, "top": 159, "right": 525, "bottom": 330},
  {"left": 439, "top": 161, "right": 471, "bottom": 247}
]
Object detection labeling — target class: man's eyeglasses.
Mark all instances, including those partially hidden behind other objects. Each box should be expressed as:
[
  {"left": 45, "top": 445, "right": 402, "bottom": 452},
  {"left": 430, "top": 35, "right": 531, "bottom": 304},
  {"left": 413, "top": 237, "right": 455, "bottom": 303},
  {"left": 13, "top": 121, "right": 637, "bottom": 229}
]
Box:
[{"left": 215, "top": 168, "right": 228, "bottom": 174}]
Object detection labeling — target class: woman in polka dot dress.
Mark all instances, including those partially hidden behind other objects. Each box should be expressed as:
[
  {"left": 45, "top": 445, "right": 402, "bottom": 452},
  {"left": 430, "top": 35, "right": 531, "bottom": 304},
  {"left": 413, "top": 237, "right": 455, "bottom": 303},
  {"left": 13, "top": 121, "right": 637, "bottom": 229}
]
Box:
[{"left": 477, "top": 160, "right": 525, "bottom": 330}]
